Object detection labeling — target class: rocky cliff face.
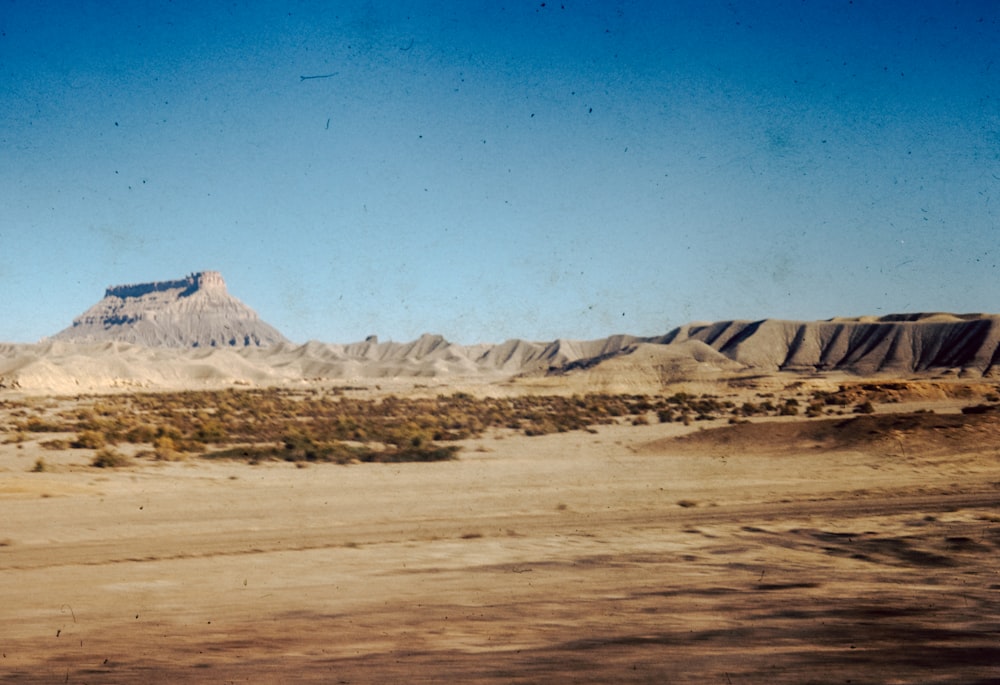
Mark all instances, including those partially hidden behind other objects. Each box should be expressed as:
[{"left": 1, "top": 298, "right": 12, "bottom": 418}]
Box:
[
  {"left": 53, "top": 271, "right": 290, "bottom": 348},
  {"left": 658, "top": 313, "right": 1000, "bottom": 376}
]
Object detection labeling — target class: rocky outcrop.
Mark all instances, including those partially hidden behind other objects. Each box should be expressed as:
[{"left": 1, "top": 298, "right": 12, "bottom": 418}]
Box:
[
  {"left": 53, "top": 271, "right": 289, "bottom": 348},
  {"left": 102, "top": 271, "right": 227, "bottom": 300}
]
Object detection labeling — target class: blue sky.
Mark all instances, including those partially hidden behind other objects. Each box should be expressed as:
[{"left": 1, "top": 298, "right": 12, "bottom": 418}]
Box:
[{"left": 2, "top": 1, "right": 998, "bottom": 344}]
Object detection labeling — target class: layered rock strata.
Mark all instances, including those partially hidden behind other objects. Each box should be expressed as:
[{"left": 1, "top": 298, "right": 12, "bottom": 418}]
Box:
[{"left": 53, "top": 271, "right": 289, "bottom": 348}]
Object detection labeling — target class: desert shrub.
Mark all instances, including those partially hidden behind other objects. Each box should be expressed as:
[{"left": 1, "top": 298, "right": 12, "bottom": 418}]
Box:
[
  {"left": 805, "top": 403, "right": 825, "bottom": 417},
  {"left": 174, "top": 438, "right": 206, "bottom": 454},
  {"left": 153, "top": 435, "right": 176, "bottom": 451},
  {"left": 371, "top": 443, "right": 459, "bottom": 463},
  {"left": 72, "top": 430, "right": 107, "bottom": 449},
  {"left": 603, "top": 401, "right": 625, "bottom": 417},
  {"left": 31, "top": 458, "right": 47, "bottom": 472},
  {"left": 91, "top": 447, "right": 131, "bottom": 468},
  {"left": 278, "top": 430, "right": 330, "bottom": 462},
  {"left": 854, "top": 401, "right": 875, "bottom": 414},
  {"left": 125, "top": 423, "right": 160, "bottom": 443},
  {"left": 683, "top": 397, "right": 724, "bottom": 416},
  {"left": 208, "top": 438, "right": 456, "bottom": 465},
  {"left": 779, "top": 402, "right": 799, "bottom": 416},
  {"left": 524, "top": 419, "right": 558, "bottom": 436},
  {"left": 629, "top": 398, "right": 654, "bottom": 414},
  {"left": 194, "top": 418, "right": 228, "bottom": 443},
  {"left": 812, "top": 390, "right": 844, "bottom": 406},
  {"left": 151, "top": 436, "right": 185, "bottom": 461},
  {"left": 39, "top": 439, "right": 70, "bottom": 450},
  {"left": 205, "top": 446, "right": 269, "bottom": 463},
  {"left": 3, "top": 431, "right": 28, "bottom": 445},
  {"left": 19, "top": 417, "right": 69, "bottom": 432},
  {"left": 91, "top": 401, "right": 116, "bottom": 417},
  {"left": 74, "top": 410, "right": 117, "bottom": 435}
]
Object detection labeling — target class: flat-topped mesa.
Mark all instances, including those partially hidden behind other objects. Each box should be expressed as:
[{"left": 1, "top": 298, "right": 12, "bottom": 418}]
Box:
[
  {"left": 105, "top": 271, "right": 227, "bottom": 300},
  {"left": 53, "top": 271, "right": 289, "bottom": 348}
]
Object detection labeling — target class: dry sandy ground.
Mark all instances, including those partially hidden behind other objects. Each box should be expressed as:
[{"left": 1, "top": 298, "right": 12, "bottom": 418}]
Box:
[{"left": 2, "top": 405, "right": 1000, "bottom": 683}]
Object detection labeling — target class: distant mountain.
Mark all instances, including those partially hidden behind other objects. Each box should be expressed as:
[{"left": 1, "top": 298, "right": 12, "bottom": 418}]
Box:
[
  {"left": 3, "top": 311, "right": 998, "bottom": 393},
  {"left": 52, "top": 271, "right": 289, "bottom": 348}
]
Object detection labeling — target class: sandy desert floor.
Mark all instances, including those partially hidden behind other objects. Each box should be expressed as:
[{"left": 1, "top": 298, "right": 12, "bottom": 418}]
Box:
[{"left": 1, "top": 391, "right": 999, "bottom": 683}]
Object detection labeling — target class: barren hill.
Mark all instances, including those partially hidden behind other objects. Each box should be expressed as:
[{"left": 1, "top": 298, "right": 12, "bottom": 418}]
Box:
[
  {"left": 4, "top": 311, "right": 1000, "bottom": 393},
  {"left": 0, "top": 334, "right": 648, "bottom": 393},
  {"left": 657, "top": 313, "right": 1000, "bottom": 376},
  {"left": 52, "top": 271, "right": 289, "bottom": 349}
]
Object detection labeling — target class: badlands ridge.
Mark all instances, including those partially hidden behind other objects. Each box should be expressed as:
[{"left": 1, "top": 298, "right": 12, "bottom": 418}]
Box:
[{"left": 2, "top": 271, "right": 999, "bottom": 393}]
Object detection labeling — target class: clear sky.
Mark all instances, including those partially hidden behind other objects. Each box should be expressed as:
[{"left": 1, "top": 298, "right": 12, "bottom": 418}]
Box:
[{"left": 2, "top": 1, "right": 998, "bottom": 344}]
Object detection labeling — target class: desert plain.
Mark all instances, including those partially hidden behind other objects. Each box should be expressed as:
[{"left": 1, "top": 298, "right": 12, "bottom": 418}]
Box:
[{"left": 1, "top": 375, "right": 999, "bottom": 684}]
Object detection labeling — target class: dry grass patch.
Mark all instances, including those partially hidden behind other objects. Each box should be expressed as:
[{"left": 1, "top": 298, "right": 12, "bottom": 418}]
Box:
[{"left": 91, "top": 447, "right": 132, "bottom": 468}]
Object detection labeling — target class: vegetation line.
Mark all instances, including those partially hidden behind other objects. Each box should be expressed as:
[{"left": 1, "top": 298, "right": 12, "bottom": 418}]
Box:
[{"left": 2, "top": 381, "right": 997, "bottom": 467}]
